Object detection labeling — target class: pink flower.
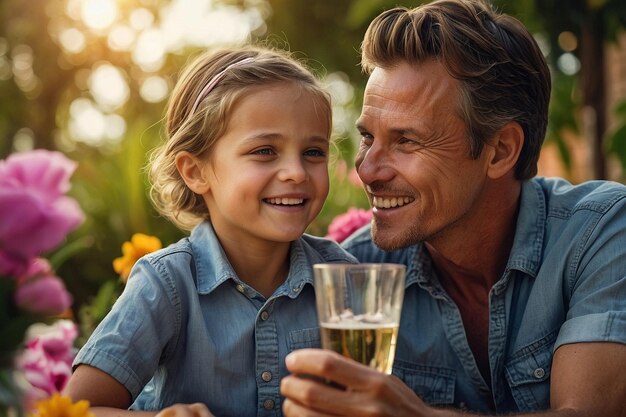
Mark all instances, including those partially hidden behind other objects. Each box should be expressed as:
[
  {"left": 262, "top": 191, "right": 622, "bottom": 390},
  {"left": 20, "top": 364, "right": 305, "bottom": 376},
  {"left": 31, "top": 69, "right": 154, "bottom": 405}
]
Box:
[
  {"left": 0, "top": 150, "right": 84, "bottom": 275},
  {"left": 326, "top": 208, "right": 373, "bottom": 243},
  {"left": 18, "top": 320, "right": 78, "bottom": 395},
  {"left": 14, "top": 258, "right": 72, "bottom": 316},
  {"left": 348, "top": 167, "right": 363, "bottom": 187}
]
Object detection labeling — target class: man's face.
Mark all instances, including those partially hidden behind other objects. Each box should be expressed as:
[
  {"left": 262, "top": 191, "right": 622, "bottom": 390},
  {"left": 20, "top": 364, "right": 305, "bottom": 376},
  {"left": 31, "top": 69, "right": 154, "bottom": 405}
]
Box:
[{"left": 355, "top": 59, "right": 493, "bottom": 250}]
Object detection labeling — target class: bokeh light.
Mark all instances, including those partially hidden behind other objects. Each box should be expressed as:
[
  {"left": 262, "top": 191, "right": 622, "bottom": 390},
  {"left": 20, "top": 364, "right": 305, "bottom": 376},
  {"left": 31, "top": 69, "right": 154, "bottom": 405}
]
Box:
[
  {"left": 89, "top": 63, "right": 130, "bottom": 110},
  {"left": 140, "top": 76, "right": 169, "bottom": 103},
  {"left": 81, "top": 0, "right": 118, "bottom": 31}
]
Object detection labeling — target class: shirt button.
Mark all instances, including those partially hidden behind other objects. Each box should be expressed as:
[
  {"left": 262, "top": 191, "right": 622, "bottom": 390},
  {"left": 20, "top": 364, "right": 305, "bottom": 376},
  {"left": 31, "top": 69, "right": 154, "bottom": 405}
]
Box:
[
  {"left": 263, "top": 399, "right": 275, "bottom": 410},
  {"left": 260, "top": 310, "right": 269, "bottom": 321},
  {"left": 261, "top": 371, "right": 272, "bottom": 382},
  {"left": 236, "top": 284, "right": 245, "bottom": 293},
  {"left": 533, "top": 367, "right": 545, "bottom": 379}
]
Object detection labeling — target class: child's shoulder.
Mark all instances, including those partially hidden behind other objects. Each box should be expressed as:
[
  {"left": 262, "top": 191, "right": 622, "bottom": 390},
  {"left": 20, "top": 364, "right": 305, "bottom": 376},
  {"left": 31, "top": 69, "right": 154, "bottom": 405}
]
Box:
[
  {"left": 141, "top": 236, "right": 195, "bottom": 267},
  {"left": 298, "top": 234, "right": 358, "bottom": 264}
]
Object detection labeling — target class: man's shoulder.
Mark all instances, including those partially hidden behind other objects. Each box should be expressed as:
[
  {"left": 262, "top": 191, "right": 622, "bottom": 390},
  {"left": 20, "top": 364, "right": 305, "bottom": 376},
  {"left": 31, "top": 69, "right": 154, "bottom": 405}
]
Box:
[{"left": 533, "top": 177, "right": 626, "bottom": 215}]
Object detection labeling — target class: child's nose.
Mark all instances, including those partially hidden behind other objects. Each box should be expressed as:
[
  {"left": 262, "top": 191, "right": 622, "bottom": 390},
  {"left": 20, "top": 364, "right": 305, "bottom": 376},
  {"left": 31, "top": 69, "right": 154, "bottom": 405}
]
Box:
[{"left": 277, "top": 157, "right": 308, "bottom": 183}]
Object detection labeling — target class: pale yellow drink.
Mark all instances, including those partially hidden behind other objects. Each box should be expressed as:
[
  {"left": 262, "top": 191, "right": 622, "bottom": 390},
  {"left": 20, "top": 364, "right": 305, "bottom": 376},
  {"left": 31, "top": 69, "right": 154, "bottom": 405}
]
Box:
[
  {"left": 320, "top": 321, "right": 398, "bottom": 374},
  {"left": 313, "top": 263, "right": 406, "bottom": 375}
]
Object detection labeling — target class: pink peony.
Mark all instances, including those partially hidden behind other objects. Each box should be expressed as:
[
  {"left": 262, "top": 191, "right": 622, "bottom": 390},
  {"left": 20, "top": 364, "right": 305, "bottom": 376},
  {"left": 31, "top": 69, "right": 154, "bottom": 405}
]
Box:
[
  {"left": 18, "top": 320, "right": 78, "bottom": 395},
  {"left": 326, "top": 207, "right": 373, "bottom": 243},
  {"left": 0, "top": 150, "right": 84, "bottom": 275},
  {"left": 14, "top": 258, "right": 72, "bottom": 316}
]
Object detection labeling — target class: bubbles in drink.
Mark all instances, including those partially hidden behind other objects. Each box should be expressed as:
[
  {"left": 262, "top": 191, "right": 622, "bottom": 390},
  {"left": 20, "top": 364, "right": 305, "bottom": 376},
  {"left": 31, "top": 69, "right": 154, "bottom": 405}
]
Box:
[{"left": 321, "top": 309, "right": 398, "bottom": 374}]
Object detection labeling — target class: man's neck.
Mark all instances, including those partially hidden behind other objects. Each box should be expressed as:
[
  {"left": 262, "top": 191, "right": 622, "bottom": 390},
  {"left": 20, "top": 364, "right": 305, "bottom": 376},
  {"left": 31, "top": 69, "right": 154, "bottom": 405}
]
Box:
[{"left": 425, "top": 179, "right": 522, "bottom": 289}]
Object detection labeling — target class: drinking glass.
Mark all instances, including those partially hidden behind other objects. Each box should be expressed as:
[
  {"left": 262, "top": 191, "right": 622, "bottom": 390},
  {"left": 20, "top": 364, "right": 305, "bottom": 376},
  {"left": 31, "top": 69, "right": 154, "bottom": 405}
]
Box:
[{"left": 313, "top": 263, "right": 406, "bottom": 374}]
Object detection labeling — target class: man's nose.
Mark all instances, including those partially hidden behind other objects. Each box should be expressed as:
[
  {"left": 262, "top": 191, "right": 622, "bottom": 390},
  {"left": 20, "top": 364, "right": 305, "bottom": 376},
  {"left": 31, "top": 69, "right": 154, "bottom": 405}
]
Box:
[{"left": 356, "top": 143, "right": 394, "bottom": 184}]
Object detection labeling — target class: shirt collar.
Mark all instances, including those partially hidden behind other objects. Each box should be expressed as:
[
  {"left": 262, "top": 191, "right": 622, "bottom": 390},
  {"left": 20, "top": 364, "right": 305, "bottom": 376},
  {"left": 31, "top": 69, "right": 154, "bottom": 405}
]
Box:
[
  {"left": 505, "top": 179, "right": 545, "bottom": 278},
  {"left": 189, "top": 222, "right": 317, "bottom": 297}
]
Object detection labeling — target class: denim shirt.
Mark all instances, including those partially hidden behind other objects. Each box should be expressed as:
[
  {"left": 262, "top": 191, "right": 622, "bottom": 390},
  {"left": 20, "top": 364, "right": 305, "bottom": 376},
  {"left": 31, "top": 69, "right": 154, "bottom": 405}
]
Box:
[
  {"left": 73, "top": 222, "right": 357, "bottom": 417},
  {"left": 342, "top": 177, "right": 626, "bottom": 414}
]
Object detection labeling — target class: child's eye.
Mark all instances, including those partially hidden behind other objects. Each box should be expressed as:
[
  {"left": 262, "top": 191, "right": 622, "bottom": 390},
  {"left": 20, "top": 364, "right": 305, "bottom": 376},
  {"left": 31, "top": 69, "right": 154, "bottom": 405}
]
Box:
[
  {"left": 304, "top": 148, "right": 326, "bottom": 158},
  {"left": 252, "top": 148, "right": 275, "bottom": 156}
]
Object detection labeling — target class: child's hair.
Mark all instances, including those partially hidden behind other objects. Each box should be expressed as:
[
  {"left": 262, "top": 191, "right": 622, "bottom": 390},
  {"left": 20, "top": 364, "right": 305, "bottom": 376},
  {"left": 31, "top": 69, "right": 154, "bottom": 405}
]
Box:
[{"left": 149, "top": 46, "right": 332, "bottom": 231}]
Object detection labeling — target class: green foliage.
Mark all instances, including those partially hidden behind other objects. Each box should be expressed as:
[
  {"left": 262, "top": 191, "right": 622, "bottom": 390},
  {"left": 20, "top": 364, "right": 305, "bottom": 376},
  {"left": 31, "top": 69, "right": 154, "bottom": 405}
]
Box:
[
  {"left": 607, "top": 99, "right": 626, "bottom": 169},
  {"left": 76, "top": 280, "right": 122, "bottom": 347}
]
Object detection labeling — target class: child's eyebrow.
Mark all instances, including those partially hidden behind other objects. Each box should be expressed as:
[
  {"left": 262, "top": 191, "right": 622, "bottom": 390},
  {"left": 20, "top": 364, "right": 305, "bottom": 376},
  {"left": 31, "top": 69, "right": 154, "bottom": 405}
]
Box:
[{"left": 242, "top": 133, "right": 330, "bottom": 143}]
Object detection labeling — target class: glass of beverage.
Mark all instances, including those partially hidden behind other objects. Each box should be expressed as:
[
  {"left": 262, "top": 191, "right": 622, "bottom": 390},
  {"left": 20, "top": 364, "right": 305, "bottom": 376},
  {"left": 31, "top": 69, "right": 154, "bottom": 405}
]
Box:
[{"left": 313, "top": 263, "right": 406, "bottom": 374}]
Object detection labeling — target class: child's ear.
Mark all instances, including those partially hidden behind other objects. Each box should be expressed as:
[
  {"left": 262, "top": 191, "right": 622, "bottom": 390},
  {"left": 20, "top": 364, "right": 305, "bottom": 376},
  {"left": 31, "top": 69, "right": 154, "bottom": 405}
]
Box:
[
  {"left": 486, "top": 121, "right": 524, "bottom": 179},
  {"left": 175, "top": 151, "right": 210, "bottom": 194}
]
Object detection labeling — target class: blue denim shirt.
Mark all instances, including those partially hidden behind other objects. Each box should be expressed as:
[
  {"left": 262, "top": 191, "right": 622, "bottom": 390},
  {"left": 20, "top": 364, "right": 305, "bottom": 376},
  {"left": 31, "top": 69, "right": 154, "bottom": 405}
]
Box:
[
  {"left": 342, "top": 177, "right": 626, "bottom": 414},
  {"left": 73, "top": 222, "right": 357, "bottom": 417}
]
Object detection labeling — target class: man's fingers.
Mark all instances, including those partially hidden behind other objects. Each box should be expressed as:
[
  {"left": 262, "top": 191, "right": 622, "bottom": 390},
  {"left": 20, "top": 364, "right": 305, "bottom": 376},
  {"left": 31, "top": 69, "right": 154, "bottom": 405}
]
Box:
[
  {"left": 155, "top": 403, "right": 214, "bottom": 417},
  {"left": 188, "top": 403, "right": 214, "bottom": 417},
  {"left": 285, "top": 349, "right": 383, "bottom": 389},
  {"left": 283, "top": 398, "right": 336, "bottom": 417}
]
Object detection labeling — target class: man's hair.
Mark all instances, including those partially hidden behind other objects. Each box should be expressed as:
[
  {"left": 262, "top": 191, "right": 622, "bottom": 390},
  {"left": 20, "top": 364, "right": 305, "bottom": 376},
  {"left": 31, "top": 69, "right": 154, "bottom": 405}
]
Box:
[
  {"left": 361, "top": 0, "right": 551, "bottom": 179},
  {"left": 149, "top": 46, "right": 331, "bottom": 231}
]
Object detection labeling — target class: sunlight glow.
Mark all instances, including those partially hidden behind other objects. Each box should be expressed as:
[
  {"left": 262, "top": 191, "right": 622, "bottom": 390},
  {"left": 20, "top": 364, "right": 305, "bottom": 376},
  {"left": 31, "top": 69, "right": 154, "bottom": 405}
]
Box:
[
  {"left": 81, "top": 0, "right": 118, "bottom": 31},
  {"left": 129, "top": 8, "right": 154, "bottom": 31},
  {"left": 140, "top": 76, "right": 169, "bottom": 103},
  {"left": 59, "top": 28, "right": 86, "bottom": 54},
  {"left": 108, "top": 24, "right": 136, "bottom": 51},
  {"left": 69, "top": 98, "right": 126, "bottom": 145},
  {"left": 69, "top": 98, "right": 106, "bottom": 144},
  {"left": 59, "top": 0, "right": 271, "bottom": 145},
  {"left": 557, "top": 53, "right": 580, "bottom": 75},
  {"left": 132, "top": 29, "right": 166, "bottom": 72},
  {"left": 89, "top": 63, "right": 130, "bottom": 110}
]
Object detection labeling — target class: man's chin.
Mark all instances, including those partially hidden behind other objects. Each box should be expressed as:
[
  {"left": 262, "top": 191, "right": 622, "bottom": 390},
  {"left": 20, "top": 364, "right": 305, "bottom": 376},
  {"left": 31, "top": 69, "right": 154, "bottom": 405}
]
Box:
[{"left": 371, "top": 223, "right": 418, "bottom": 251}]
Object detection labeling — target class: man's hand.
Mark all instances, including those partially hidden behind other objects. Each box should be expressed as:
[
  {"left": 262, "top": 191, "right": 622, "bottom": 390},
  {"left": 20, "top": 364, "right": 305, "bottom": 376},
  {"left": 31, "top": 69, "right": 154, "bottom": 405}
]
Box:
[
  {"left": 280, "top": 349, "right": 432, "bottom": 417},
  {"left": 155, "top": 403, "right": 214, "bottom": 417}
]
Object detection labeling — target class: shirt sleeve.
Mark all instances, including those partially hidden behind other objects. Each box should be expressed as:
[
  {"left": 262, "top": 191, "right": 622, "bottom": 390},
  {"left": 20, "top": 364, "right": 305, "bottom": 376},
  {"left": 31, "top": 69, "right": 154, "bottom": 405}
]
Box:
[
  {"left": 556, "top": 196, "right": 626, "bottom": 348},
  {"left": 72, "top": 257, "right": 180, "bottom": 399}
]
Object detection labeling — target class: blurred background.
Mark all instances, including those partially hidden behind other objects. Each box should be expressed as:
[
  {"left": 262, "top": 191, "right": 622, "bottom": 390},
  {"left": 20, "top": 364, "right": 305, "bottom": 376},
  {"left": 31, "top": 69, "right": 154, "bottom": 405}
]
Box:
[{"left": 1, "top": 0, "right": 625, "bottom": 340}]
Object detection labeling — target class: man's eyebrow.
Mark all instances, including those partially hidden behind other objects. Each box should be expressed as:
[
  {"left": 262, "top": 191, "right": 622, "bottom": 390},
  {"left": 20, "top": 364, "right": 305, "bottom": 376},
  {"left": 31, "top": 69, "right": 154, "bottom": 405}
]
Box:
[
  {"left": 391, "top": 127, "right": 424, "bottom": 137},
  {"left": 354, "top": 122, "right": 426, "bottom": 138}
]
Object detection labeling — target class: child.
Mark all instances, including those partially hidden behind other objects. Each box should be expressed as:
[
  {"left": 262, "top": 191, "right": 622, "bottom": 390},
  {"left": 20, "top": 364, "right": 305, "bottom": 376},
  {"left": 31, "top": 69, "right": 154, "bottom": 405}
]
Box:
[{"left": 64, "top": 46, "right": 357, "bottom": 417}]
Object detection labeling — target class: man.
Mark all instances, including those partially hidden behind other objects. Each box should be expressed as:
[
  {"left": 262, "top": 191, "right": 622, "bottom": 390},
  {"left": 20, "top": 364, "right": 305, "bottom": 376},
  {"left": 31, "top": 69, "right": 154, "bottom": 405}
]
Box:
[{"left": 280, "top": 0, "right": 626, "bottom": 415}]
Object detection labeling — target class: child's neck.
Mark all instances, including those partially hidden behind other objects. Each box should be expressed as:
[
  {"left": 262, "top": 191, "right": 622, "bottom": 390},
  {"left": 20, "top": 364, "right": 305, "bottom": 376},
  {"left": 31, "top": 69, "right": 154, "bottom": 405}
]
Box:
[{"left": 219, "top": 236, "right": 291, "bottom": 299}]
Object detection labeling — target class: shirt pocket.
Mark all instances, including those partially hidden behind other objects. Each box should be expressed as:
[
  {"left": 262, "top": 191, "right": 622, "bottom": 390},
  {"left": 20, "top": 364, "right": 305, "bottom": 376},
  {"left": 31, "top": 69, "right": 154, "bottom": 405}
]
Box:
[
  {"left": 504, "top": 331, "right": 557, "bottom": 411},
  {"left": 288, "top": 327, "right": 321, "bottom": 351},
  {"left": 392, "top": 360, "right": 456, "bottom": 406}
]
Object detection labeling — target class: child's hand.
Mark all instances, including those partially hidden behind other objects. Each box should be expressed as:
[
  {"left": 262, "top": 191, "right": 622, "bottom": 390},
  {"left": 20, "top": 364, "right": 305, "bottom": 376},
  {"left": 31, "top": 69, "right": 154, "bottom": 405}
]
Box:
[{"left": 155, "top": 403, "right": 214, "bottom": 417}]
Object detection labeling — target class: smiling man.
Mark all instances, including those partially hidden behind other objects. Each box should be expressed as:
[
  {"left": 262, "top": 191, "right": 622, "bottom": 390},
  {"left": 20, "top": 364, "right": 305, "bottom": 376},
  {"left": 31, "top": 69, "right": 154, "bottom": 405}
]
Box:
[{"left": 280, "top": 1, "right": 626, "bottom": 416}]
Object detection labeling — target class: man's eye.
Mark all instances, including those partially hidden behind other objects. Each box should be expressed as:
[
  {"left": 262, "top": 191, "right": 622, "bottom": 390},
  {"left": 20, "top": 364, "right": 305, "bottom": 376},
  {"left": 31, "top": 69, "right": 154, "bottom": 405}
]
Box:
[{"left": 359, "top": 132, "right": 373, "bottom": 145}]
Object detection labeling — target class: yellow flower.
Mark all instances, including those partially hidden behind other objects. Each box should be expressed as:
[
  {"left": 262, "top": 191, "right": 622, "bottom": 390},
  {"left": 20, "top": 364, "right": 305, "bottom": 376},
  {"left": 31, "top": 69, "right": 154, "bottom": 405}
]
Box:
[
  {"left": 30, "top": 394, "right": 95, "bottom": 417},
  {"left": 113, "top": 233, "right": 162, "bottom": 282}
]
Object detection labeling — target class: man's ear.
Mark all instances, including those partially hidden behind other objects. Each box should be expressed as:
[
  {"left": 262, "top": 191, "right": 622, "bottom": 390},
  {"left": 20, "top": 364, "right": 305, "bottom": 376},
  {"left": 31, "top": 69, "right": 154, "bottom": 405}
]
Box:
[
  {"left": 487, "top": 121, "right": 524, "bottom": 179},
  {"left": 175, "top": 151, "right": 210, "bottom": 194}
]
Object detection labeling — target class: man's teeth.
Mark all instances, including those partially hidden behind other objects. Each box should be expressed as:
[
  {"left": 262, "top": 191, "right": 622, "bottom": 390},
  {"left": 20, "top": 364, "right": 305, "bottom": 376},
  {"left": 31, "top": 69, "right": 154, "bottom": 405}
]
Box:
[
  {"left": 372, "top": 196, "right": 412, "bottom": 209},
  {"left": 266, "top": 198, "right": 304, "bottom": 205}
]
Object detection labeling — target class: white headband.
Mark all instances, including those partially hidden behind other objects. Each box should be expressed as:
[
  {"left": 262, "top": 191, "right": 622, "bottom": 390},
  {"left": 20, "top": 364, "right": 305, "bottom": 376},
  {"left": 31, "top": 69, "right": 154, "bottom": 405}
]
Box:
[{"left": 189, "top": 57, "right": 255, "bottom": 115}]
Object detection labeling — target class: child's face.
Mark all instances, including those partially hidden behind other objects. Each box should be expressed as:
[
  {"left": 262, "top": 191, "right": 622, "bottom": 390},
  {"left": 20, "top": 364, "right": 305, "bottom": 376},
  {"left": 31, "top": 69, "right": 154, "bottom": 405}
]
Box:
[{"left": 200, "top": 82, "right": 330, "bottom": 246}]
